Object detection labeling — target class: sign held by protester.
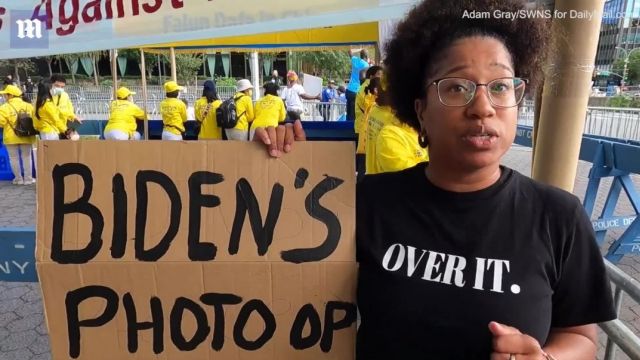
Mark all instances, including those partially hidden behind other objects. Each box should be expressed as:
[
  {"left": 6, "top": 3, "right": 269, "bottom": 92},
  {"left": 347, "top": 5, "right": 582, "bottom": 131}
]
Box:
[{"left": 36, "top": 141, "right": 356, "bottom": 360}]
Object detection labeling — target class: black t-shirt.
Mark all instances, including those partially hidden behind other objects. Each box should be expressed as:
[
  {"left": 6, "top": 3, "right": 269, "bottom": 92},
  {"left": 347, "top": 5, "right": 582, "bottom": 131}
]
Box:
[{"left": 356, "top": 163, "right": 616, "bottom": 359}]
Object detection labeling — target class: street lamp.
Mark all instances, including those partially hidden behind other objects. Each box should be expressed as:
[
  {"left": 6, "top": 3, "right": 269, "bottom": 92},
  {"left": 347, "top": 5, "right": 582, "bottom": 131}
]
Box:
[{"left": 614, "top": 46, "right": 640, "bottom": 86}]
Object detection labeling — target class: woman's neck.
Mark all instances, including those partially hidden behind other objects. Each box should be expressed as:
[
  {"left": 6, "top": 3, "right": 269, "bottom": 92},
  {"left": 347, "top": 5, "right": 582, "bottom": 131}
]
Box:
[{"left": 425, "top": 162, "right": 501, "bottom": 193}]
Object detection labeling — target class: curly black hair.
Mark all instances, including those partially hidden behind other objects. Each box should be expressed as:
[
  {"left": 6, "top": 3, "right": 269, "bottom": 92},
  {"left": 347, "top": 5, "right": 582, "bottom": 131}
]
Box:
[{"left": 385, "top": 0, "right": 549, "bottom": 131}]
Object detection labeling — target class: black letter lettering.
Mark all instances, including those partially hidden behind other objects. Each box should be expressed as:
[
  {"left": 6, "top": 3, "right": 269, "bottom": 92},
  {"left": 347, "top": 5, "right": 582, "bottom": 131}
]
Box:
[
  {"left": 229, "top": 179, "right": 283, "bottom": 256},
  {"left": 170, "top": 297, "right": 210, "bottom": 351},
  {"left": 135, "top": 170, "right": 181, "bottom": 261},
  {"left": 52, "top": 163, "right": 104, "bottom": 264},
  {"left": 111, "top": 173, "right": 127, "bottom": 258},
  {"left": 281, "top": 176, "right": 343, "bottom": 263},
  {"left": 320, "top": 301, "right": 357, "bottom": 352},
  {"left": 290, "top": 303, "right": 322, "bottom": 349},
  {"left": 233, "top": 299, "right": 276, "bottom": 350},
  {"left": 188, "top": 172, "right": 223, "bottom": 261},
  {"left": 66, "top": 286, "right": 119, "bottom": 358},
  {"left": 200, "top": 293, "right": 243, "bottom": 351},
  {"left": 123, "top": 293, "right": 164, "bottom": 354},
  {"left": 294, "top": 168, "right": 309, "bottom": 189}
]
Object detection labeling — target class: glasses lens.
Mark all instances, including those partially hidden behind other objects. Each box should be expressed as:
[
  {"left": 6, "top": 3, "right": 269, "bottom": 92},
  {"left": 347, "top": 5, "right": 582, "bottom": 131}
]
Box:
[
  {"left": 437, "top": 78, "right": 476, "bottom": 106},
  {"left": 488, "top": 78, "right": 526, "bottom": 107}
]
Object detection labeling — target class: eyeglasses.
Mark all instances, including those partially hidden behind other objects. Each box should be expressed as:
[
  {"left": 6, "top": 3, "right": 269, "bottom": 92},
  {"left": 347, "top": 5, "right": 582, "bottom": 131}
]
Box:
[{"left": 429, "top": 77, "right": 527, "bottom": 108}]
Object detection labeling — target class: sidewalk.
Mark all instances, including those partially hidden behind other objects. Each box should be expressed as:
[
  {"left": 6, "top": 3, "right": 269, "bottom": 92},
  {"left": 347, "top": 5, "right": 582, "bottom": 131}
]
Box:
[{"left": 0, "top": 145, "right": 638, "bottom": 360}]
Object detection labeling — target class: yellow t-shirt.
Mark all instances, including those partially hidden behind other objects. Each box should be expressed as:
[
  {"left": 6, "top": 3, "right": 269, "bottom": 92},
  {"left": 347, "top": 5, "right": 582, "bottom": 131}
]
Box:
[
  {"left": 0, "top": 98, "right": 36, "bottom": 145},
  {"left": 369, "top": 123, "right": 429, "bottom": 175},
  {"left": 251, "top": 94, "right": 286, "bottom": 130},
  {"left": 233, "top": 92, "right": 254, "bottom": 131},
  {"left": 35, "top": 99, "right": 67, "bottom": 135},
  {"left": 105, "top": 100, "right": 145, "bottom": 137},
  {"left": 160, "top": 98, "right": 187, "bottom": 135},
  {"left": 54, "top": 92, "right": 76, "bottom": 122},
  {"left": 354, "top": 79, "right": 370, "bottom": 134},
  {"left": 365, "top": 105, "right": 397, "bottom": 174},
  {"left": 356, "top": 93, "right": 377, "bottom": 154},
  {"left": 195, "top": 97, "right": 223, "bottom": 140}
]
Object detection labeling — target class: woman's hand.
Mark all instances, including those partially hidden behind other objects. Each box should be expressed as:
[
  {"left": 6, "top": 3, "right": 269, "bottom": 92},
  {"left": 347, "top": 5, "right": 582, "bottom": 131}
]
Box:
[
  {"left": 489, "top": 322, "right": 546, "bottom": 360},
  {"left": 253, "top": 120, "right": 306, "bottom": 158}
]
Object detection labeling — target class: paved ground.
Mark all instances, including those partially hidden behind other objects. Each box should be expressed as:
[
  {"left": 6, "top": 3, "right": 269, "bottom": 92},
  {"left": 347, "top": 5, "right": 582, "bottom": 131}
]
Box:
[{"left": 0, "top": 145, "right": 638, "bottom": 359}]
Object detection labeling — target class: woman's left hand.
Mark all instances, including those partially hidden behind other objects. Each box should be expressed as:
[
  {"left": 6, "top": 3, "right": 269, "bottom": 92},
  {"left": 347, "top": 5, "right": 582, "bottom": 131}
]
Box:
[
  {"left": 253, "top": 120, "right": 306, "bottom": 158},
  {"left": 489, "top": 322, "right": 545, "bottom": 360}
]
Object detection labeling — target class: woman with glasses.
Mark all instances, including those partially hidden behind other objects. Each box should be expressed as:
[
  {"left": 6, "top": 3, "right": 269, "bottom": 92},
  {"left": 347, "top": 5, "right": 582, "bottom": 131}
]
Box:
[
  {"left": 252, "top": 0, "right": 616, "bottom": 357},
  {"left": 355, "top": 0, "right": 615, "bottom": 359}
]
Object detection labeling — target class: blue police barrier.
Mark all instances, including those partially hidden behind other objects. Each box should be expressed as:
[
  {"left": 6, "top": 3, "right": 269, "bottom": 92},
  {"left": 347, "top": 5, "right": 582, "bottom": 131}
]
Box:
[{"left": 0, "top": 227, "right": 37, "bottom": 282}]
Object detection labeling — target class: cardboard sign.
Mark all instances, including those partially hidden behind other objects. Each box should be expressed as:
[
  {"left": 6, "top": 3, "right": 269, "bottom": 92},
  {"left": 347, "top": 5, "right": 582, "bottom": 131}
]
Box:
[{"left": 36, "top": 141, "right": 356, "bottom": 360}]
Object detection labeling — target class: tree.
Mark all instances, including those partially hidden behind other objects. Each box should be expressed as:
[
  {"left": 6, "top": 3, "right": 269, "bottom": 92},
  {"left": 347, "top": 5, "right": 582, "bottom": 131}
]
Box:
[
  {"left": 294, "top": 50, "right": 351, "bottom": 82},
  {"left": 0, "top": 59, "right": 35, "bottom": 82},
  {"left": 612, "top": 51, "right": 640, "bottom": 85},
  {"left": 62, "top": 53, "right": 81, "bottom": 84},
  {"left": 119, "top": 49, "right": 158, "bottom": 80},
  {"left": 174, "top": 53, "right": 203, "bottom": 85}
]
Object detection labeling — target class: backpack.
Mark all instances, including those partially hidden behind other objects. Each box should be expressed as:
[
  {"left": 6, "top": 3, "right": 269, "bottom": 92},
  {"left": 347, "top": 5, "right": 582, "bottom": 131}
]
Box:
[
  {"left": 8, "top": 103, "right": 38, "bottom": 137},
  {"left": 216, "top": 95, "right": 246, "bottom": 129}
]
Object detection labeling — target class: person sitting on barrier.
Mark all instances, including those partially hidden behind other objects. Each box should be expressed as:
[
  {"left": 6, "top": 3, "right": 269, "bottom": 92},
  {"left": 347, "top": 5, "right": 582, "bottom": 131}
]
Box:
[
  {"left": 355, "top": 0, "right": 616, "bottom": 359},
  {"left": 225, "top": 79, "right": 255, "bottom": 141},
  {"left": 160, "top": 81, "right": 187, "bottom": 141},
  {"left": 51, "top": 74, "right": 82, "bottom": 125},
  {"left": 104, "top": 87, "right": 145, "bottom": 140},
  {"left": 34, "top": 79, "right": 71, "bottom": 141},
  {"left": 0, "top": 84, "right": 36, "bottom": 185},
  {"left": 250, "top": 82, "right": 286, "bottom": 141},
  {"left": 195, "top": 80, "right": 223, "bottom": 140}
]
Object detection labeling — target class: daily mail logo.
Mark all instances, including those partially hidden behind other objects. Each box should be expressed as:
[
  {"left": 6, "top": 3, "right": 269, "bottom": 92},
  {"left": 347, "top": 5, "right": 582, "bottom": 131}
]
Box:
[{"left": 10, "top": 10, "right": 49, "bottom": 49}]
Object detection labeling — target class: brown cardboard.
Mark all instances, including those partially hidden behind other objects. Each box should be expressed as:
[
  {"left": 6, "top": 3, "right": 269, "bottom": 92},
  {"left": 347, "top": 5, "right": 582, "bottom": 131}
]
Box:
[{"left": 36, "top": 141, "right": 356, "bottom": 359}]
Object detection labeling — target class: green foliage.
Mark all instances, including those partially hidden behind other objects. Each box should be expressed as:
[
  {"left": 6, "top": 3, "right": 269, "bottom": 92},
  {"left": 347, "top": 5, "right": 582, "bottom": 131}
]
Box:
[
  {"left": 612, "top": 51, "right": 640, "bottom": 85},
  {"left": 174, "top": 53, "right": 203, "bottom": 84},
  {"left": 606, "top": 95, "right": 640, "bottom": 108},
  {"left": 119, "top": 49, "right": 159, "bottom": 76},
  {"left": 215, "top": 77, "right": 237, "bottom": 86},
  {"left": 292, "top": 50, "right": 351, "bottom": 82}
]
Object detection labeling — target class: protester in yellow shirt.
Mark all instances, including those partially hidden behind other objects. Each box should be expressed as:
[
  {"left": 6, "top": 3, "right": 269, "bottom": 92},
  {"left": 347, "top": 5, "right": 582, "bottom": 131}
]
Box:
[
  {"left": 354, "top": 65, "right": 383, "bottom": 135},
  {"left": 371, "top": 122, "right": 429, "bottom": 174},
  {"left": 226, "top": 79, "right": 255, "bottom": 141},
  {"left": 51, "top": 74, "right": 81, "bottom": 124},
  {"left": 250, "top": 82, "right": 286, "bottom": 141},
  {"left": 0, "top": 85, "right": 36, "bottom": 185},
  {"left": 365, "top": 89, "right": 400, "bottom": 175},
  {"left": 104, "top": 87, "right": 145, "bottom": 140},
  {"left": 195, "top": 80, "right": 223, "bottom": 140},
  {"left": 34, "top": 79, "right": 69, "bottom": 140},
  {"left": 160, "top": 81, "right": 187, "bottom": 140}
]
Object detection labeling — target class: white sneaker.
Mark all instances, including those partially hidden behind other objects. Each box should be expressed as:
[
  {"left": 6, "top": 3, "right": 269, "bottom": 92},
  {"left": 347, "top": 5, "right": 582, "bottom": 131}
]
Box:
[
  {"left": 12, "top": 178, "right": 24, "bottom": 185},
  {"left": 23, "top": 178, "right": 35, "bottom": 185}
]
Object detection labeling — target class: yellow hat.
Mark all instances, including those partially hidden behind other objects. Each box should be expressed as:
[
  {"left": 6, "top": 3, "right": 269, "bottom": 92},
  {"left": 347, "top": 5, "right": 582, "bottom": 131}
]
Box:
[
  {"left": 164, "top": 81, "right": 184, "bottom": 93},
  {"left": 0, "top": 84, "right": 22, "bottom": 97},
  {"left": 116, "top": 87, "right": 135, "bottom": 99}
]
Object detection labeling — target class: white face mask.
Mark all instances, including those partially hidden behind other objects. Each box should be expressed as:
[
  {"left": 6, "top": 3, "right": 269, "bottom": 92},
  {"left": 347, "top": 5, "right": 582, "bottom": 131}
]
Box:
[{"left": 52, "top": 87, "right": 64, "bottom": 96}]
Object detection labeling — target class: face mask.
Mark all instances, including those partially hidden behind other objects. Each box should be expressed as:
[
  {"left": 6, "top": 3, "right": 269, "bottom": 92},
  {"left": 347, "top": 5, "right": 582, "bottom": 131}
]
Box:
[{"left": 52, "top": 87, "right": 64, "bottom": 96}]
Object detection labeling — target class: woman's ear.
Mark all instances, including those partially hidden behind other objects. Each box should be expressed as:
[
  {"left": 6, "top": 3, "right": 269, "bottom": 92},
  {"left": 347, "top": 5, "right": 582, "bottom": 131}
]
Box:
[{"left": 414, "top": 98, "right": 426, "bottom": 128}]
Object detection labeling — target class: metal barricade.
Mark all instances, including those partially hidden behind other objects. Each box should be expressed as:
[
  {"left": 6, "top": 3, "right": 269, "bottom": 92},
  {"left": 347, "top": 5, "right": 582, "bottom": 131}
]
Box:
[{"left": 600, "top": 259, "right": 640, "bottom": 360}]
